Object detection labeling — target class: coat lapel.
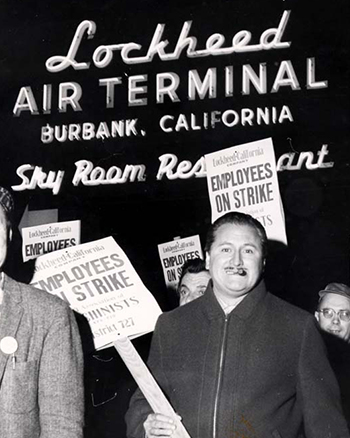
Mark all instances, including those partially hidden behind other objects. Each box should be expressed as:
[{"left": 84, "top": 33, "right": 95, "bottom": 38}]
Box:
[{"left": 0, "top": 275, "right": 24, "bottom": 382}]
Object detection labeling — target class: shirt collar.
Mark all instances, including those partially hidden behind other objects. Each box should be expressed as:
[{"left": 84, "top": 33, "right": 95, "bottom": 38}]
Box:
[
  {"left": 215, "top": 293, "right": 246, "bottom": 315},
  {"left": 202, "top": 279, "right": 267, "bottom": 320}
]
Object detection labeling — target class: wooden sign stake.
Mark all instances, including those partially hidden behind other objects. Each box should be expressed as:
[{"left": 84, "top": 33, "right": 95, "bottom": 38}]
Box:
[{"left": 113, "top": 336, "right": 191, "bottom": 438}]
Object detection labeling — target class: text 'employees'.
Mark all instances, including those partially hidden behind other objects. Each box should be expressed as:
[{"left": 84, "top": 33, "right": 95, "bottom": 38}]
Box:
[{"left": 30, "top": 253, "right": 134, "bottom": 304}]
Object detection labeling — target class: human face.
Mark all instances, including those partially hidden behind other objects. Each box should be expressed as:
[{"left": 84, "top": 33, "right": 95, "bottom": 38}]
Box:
[
  {"left": 205, "top": 223, "right": 264, "bottom": 303},
  {"left": 178, "top": 271, "right": 211, "bottom": 306},
  {"left": 0, "top": 207, "right": 10, "bottom": 271},
  {"left": 315, "top": 294, "right": 350, "bottom": 342}
]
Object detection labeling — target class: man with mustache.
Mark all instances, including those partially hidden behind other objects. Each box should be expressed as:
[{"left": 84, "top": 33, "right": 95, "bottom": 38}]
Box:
[{"left": 126, "top": 212, "right": 349, "bottom": 438}]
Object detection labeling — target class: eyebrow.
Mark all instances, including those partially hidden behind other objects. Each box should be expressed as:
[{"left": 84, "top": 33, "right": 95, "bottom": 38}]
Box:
[
  {"left": 217, "top": 241, "right": 259, "bottom": 249},
  {"left": 320, "top": 307, "right": 350, "bottom": 311}
]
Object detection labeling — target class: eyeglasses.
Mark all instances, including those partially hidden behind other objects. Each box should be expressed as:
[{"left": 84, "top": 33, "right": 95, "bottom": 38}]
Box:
[{"left": 318, "top": 308, "right": 350, "bottom": 322}]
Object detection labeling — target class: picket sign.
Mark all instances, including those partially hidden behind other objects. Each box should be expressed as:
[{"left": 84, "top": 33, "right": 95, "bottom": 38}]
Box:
[{"left": 113, "top": 336, "right": 191, "bottom": 438}]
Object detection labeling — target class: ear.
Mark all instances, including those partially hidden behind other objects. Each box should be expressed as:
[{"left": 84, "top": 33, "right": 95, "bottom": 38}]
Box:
[
  {"left": 314, "top": 311, "right": 320, "bottom": 322},
  {"left": 205, "top": 252, "right": 210, "bottom": 270}
]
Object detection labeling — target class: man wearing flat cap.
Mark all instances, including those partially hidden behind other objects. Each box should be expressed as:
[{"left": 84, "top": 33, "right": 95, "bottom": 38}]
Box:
[
  {"left": 315, "top": 283, "right": 350, "bottom": 342},
  {"left": 0, "top": 187, "right": 84, "bottom": 438},
  {"left": 315, "top": 283, "right": 350, "bottom": 428}
]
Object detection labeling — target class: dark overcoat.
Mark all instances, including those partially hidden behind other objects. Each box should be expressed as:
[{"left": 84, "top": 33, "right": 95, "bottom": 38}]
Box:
[{"left": 126, "top": 281, "right": 349, "bottom": 438}]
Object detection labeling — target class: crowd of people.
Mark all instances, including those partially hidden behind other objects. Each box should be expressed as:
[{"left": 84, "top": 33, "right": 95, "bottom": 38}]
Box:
[{"left": 0, "top": 185, "right": 349, "bottom": 438}]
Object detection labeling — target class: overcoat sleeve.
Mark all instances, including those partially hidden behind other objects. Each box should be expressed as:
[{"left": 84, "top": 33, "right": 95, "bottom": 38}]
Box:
[
  {"left": 298, "top": 317, "right": 350, "bottom": 438},
  {"left": 38, "top": 305, "right": 84, "bottom": 438}
]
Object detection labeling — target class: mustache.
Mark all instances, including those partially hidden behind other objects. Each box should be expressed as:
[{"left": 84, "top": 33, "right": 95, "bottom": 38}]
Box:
[{"left": 224, "top": 267, "right": 247, "bottom": 276}]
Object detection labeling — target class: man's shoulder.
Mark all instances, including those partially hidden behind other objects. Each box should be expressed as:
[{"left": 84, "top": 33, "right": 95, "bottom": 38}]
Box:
[
  {"left": 6, "top": 275, "right": 71, "bottom": 313},
  {"left": 158, "top": 297, "right": 205, "bottom": 325},
  {"left": 266, "top": 291, "right": 314, "bottom": 323}
]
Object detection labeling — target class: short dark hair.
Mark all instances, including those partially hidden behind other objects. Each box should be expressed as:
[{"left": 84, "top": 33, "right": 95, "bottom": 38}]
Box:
[
  {"left": 0, "top": 204, "right": 12, "bottom": 235},
  {"left": 178, "top": 258, "right": 208, "bottom": 288},
  {"left": 205, "top": 212, "right": 268, "bottom": 258}
]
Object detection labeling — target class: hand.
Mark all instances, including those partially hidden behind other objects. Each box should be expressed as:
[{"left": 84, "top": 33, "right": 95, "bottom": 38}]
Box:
[{"left": 144, "top": 413, "right": 177, "bottom": 437}]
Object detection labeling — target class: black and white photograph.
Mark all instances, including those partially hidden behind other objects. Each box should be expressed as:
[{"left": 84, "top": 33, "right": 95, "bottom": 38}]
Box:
[{"left": 0, "top": 0, "right": 349, "bottom": 436}]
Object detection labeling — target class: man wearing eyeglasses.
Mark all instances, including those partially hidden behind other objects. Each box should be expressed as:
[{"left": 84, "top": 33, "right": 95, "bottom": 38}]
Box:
[
  {"left": 315, "top": 283, "right": 350, "bottom": 342},
  {"left": 315, "top": 283, "right": 350, "bottom": 428}
]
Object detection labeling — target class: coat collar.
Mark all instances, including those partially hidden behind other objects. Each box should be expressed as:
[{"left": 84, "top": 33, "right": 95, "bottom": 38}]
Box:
[
  {"left": 202, "top": 279, "right": 267, "bottom": 321},
  {"left": 0, "top": 274, "right": 24, "bottom": 383},
  {"left": 2, "top": 274, "right": 23, "bottom": 303}
]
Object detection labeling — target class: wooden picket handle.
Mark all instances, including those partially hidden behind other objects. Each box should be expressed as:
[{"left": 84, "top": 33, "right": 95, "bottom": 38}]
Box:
[{"left": 113, "top": 336, "right": 191, "bottom": 438}]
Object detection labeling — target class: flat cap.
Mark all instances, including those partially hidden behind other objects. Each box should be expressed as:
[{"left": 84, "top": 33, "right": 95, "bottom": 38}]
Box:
[{"left": 319, "top": 282, "right": 350, "bottom": 300}]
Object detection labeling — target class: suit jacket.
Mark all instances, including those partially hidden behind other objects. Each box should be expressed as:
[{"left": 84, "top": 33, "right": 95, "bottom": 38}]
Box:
[
  {"left": 126, "top": 280, "right": 350, "bottom": 438},
  {"left": 0, "top": 274, "right": 84, "bottom": 438}
]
